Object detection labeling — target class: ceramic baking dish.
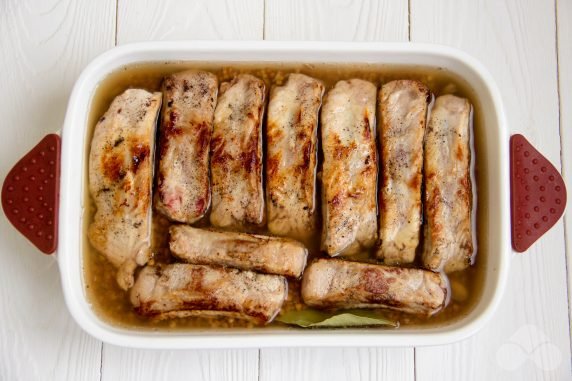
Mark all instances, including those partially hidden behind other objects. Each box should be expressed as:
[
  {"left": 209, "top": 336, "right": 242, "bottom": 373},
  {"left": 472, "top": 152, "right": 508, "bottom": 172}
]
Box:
[{"left": 1, "top": 41, "right": 567, "bottom": 349}]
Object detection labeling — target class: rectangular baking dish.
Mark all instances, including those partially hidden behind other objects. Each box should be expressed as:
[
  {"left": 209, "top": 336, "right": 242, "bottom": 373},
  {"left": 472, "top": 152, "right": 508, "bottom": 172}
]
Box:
[{"left": 4, "top": 41, "right": 564, "bottom": 349}]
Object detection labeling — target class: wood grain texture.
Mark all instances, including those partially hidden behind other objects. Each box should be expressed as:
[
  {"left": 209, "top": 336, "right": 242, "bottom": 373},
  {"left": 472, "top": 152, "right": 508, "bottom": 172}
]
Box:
[
  {"left": 0, "top": 0, "right": 115, "bottom": 379},
  {"left": 117, "top": 0, "right": 263, "bottom": 43},
  {"left": 264, "top": 0, "right": 408, "bottom": 41},
  {"left": 556, "top": 0, "right": 572, "bottom": 335},
  {"left": 261, "top": 2, "right": 413, "bottom": 381},
  {"left": 102, "top": 347, "right": 259, "bottom": 381},
  {"left": 260, "top": 348, "right": 414, "bottom": 381},
  {"left": 2, "top": 1, "right": 570, "bottom": 380},
  {"left": 411, "top": 0, "right": 572, "bottom": 379}
]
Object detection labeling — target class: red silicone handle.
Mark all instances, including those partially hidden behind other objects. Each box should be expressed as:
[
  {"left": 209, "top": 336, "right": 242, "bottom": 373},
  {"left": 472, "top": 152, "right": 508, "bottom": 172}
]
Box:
[
  {"left": 2, "top": 134, "right": 61, "bottom": 254},
  {"left": 510, "top": 134, "right": 567, "bottom": 252}
]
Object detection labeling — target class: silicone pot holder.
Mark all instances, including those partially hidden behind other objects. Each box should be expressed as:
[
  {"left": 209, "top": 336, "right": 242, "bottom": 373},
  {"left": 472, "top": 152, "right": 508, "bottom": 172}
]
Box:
[
  {"left": 510, "top": 134, "right": 567, "bottom": 252},
  {"left": 1, "top": 134, "right": 60, "bottom": 254}
]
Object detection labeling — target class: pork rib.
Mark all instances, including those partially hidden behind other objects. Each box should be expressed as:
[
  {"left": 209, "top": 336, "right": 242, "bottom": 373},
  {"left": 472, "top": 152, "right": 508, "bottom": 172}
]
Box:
[
  {"left": 155, "top": 70, "right": 218, "bottom": 223},
  {"left": 377, "top": 80, "right": 430, "bottom": 264},
  {"left": 423, "top": 94, "right": 475, "bottom": 273},
  {"left": 301, "top": 259, "right": 448, "bottom": 316},
  {"left": 210, "top": 74, "right": 266, "bottom": 229},
  {"left": 266, "top": 73, "right": 324, "bottom": 241},
  {"left": 88, "top": 89, "right": 161, "bottom": 290},
  {"left": 169, "top": 225, "right": 308, "bottom": 278},
  {"left": 320, "top": 79, "right": 378, "bottom": 256},
  {"left": 130, "top": 264, "right": 287, "bottom": 324}
]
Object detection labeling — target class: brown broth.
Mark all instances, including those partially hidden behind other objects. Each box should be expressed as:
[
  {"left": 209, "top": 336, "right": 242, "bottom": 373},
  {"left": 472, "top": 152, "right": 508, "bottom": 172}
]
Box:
[{"left": 82, "top": 62, "right": 487, "bottom": 331}]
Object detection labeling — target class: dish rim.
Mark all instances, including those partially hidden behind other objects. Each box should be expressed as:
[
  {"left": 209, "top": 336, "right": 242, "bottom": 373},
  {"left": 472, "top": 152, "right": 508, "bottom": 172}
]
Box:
[{"left": 57, "top": 41, "right": 510, "bottom": 348}]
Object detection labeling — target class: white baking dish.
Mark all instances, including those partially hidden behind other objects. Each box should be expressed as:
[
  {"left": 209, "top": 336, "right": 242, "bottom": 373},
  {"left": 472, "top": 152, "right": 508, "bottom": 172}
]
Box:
[{"left": 1, "top": 41, "right": 549, "bottom": 348}]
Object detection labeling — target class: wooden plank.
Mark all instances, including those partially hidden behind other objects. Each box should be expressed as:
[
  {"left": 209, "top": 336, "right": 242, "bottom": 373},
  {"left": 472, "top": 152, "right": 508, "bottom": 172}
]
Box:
[
  {"left": 260, "top": 348, "right": 414, "bottom": 381},
  {"left": 556, "top": 0, "right": 572, "bottom": 333},
  {"left": 261, "top": 2, "right": 412, "bottom": 381},
  {"left": 117, "top": 0, "right": 263, "bottom": 43},
  {"left": 411, "top": 0, "right": 572, "bottom": 379},
  {"left": 264, "top": 0, "right": 408, "bottom": 41},
  {"left": 103, "top": 1, "right": 265, "bottom": 380},
  {"left": 101, "top": 348, "right": 259, "bottom": 381},
  {"left": 0, "top": 0, "right": 115, "bottom": 379}
]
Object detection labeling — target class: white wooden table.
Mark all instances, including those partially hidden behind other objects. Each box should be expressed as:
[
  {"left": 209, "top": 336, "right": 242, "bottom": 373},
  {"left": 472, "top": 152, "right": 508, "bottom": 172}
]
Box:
[{"left": 1, "top": 0, "right": 570, "bottom": 380}]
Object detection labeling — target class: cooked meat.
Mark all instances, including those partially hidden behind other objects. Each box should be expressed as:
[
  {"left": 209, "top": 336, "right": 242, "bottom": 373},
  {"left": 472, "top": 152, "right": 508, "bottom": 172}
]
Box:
[
  {"left": 423, "top": 95, "right": 475, "bottom": 273},
  {"left": 266, "top": 74, "right": 324, "bottom": 242},
  {"left": 88, "top": 89, "right": 162, "bottom": 290},
  {"left": 320, "top": 79, "right": 378, "bottom": 256},
  {"left": 377, "top": 80, "right": 430, "bottom": 265},
  {"left": 169, "top": 225, "right": 308, "bottom": 278},
  {"left": 130, "top": 264, "right": 287, "bottom": 324},
  {"left": 301, "top": 259, "right": 449, "bottom": 315},
  {"left": 154, "top": 70, "right": 218, "bottom": 224},
  {"left": 210, "top": 74, "right": 266, "bottom": 229}
]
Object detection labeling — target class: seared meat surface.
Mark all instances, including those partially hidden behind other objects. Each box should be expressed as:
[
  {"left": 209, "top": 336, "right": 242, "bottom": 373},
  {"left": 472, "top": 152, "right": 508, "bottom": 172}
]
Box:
[
  {"left": 154, "top": 70, "right": 218, "bottom": 224},
  {"left": 320, "top": 79, "right": 378, "bottom": 256},
  {"left": 88, "top": 89, "right": 161, "bottom": 290},
  {"left": 169, "top": 225, "right": 308, "bottom": 278},
  {"left": 423, "top": 95, "right": 474, "bottom": 273},
  {"left": 301, "top": 259, "right": 449, "bottom": 315},
  {"left": 266, "top": 74, "right": 324, "bottom": 241},
  {"left": 210, "top": 74, "right": 266, "bottom": 229},
  {"left": 130, "top": 264, "right": 287, "bottom": 324},
  {"left": 377, "top": 80, "right": 430, "bottom": 264}
]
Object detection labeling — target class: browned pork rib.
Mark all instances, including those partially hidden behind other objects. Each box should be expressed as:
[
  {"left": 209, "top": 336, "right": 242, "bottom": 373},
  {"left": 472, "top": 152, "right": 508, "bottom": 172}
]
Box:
[
  {"left": 130, "top": 264, "right": 287, "bottom": 324},
  {"left": 210, "top": 74, "right": 266, "bottom": 229},
  {"left": 320, "top": 79, "right": 378, "bottom": 256},
  {"left": 88, "top": 89, "right": 162, "bottom": 290},
  {"left": 169, "top": 225, "right": 308, "bottom": 278},
  {"left": 301, "top": 259, "right": 449, "bottom": 315},
  {"left": 154, "top": 70, "right": 218, "bottom": 224},
  {"left": 377, "top": 80, "right": 431, "bottom": 265},
  {"left": 266, "top": 74, "right": 324, "bottom": 241},
  {"left": 423, "top": 95, "right": 475, "bottom": 273}
]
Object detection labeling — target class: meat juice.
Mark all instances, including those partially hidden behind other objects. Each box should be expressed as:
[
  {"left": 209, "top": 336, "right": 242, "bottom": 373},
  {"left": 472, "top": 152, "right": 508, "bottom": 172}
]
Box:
[{"left": 83, "top": 62, "right": 486, "bottom": 330}]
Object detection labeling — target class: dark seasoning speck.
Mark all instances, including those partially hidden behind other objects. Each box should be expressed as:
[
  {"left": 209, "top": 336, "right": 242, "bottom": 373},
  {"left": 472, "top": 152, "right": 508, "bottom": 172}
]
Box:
[{"left": 83, "top": 61, "right": 486, "bottom": 331}]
